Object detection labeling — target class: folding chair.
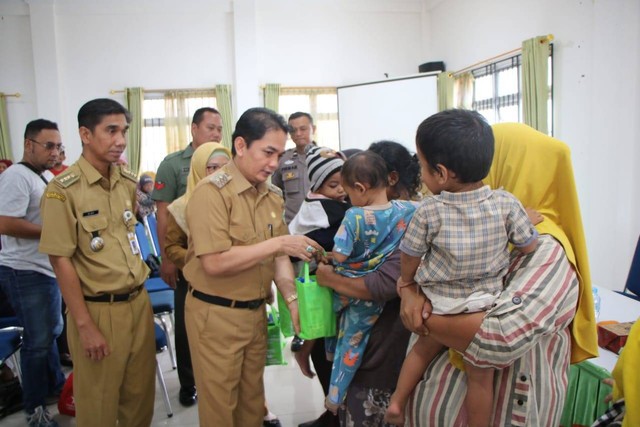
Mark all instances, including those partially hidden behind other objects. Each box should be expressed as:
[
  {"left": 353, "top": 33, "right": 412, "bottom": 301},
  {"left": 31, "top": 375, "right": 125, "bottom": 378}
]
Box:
[
  {"left": 134, "top": 222, "right": 176, "bottom": 369},
  {"left": 616, "top": 236, "right": 640, "bottom": 301},
  {"left": 154, "top": 323, "right": 173, "bottom": 418}
]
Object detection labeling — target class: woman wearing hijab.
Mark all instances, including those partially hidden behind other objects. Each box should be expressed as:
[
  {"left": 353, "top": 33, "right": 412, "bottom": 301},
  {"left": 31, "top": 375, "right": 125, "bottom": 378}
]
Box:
[
  {"left": 165, "top": 142, "right": 232, "bottom": 407},
  {"left": 401, "top": 122, "right": 598, "bottom": 426}
]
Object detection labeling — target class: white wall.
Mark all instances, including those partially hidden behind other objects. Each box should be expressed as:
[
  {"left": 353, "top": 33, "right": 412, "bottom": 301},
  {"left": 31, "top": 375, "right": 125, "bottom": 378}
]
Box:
[
  {"left": 425, "top": 0, "right": 640, "bottom": 290},
  {"left": 1, "top": 0, "right": 425, "bottom": 164}
]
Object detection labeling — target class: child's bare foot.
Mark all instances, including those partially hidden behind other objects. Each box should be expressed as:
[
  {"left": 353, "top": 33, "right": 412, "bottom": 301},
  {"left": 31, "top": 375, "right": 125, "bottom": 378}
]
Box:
[
  {"left": 293, "top": 339, "right": 316, "bottom": 379},
  {"left": 384, "top": 400, "right": 405, "bottom": 426},
  {"left": 525, "top": 207, "right": 544, "bottom": 225}
]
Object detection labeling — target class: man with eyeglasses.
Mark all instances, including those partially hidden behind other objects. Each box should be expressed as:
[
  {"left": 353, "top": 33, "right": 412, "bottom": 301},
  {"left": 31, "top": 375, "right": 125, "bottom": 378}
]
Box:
[{"left": 0, "top": 119, "right": 66, "bottom": 427}]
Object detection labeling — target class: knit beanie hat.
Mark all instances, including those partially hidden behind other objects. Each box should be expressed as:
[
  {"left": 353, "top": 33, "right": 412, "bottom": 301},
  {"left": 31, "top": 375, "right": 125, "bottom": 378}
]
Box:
[{"left": 306, "top": 145, "right": 345, "bottom": 192}]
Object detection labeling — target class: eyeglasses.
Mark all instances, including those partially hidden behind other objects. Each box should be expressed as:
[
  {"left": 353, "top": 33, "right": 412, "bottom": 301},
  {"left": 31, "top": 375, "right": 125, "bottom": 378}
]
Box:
[{"left": 28, "top": 138, "right": 64, "bottom": 152}]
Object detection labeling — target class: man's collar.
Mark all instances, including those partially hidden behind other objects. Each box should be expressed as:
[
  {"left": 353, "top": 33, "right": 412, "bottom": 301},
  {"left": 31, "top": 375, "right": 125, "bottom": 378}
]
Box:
[
  {"left": 78, "top": 155, "right": 119, "bottom": 185},
  {"left": 227, "top": 160, "right": 268, "bottom": 195}
]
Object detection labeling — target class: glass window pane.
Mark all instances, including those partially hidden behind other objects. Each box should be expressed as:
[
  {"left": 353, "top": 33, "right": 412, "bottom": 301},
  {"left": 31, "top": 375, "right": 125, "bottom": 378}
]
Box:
[
  {"left": 474, "top": 75, "right": 493, "bottom": 101},
  {"left": 497, "top": 67, "right": 518, "bottom": 97},
  {"left": 498, "top": 105, "right": 519, "bottom": 123},
  {"left": 143, "top": 99, "right": 164, "bottom": 119},
  {"left": 140, "top": 125, "right": 167, "bottom": 173}
]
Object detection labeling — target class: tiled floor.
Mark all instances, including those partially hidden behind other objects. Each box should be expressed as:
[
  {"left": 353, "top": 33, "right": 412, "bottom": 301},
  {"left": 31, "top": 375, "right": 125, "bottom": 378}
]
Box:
[{"left": 2, "top": 337, "right": 326, "bottom": 427}]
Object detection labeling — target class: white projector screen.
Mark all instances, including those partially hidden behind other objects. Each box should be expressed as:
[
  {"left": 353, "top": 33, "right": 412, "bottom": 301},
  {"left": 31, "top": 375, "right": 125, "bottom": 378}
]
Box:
[{"left": 337, "top": 73, "right": 438, "bottom": 153}]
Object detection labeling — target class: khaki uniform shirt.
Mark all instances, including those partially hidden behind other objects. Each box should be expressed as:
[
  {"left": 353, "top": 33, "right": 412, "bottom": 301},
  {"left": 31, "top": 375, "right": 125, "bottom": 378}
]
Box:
[
  {"left": 271, "top": 143, "right": 315, "bottom": 224},
  {"left": 151, "top": 143, "right": 195, "bottom": 203},
  {"left": 39, "top": 156, "right": 150, "bottom": 296},
  {"left": 183, "top": 160, "right": 288, "bottom": 301}
]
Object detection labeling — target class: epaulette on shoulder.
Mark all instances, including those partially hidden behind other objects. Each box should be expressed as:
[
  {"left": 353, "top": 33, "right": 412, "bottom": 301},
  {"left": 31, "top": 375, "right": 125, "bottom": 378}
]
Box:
[
  {"left": 119, "top": 166, "right": 138, "bottom": 183},
  {"left": 268, "top": 182, "right": 283, "bottom": 198},
  {"left": 54, "top": 170, "right": 80, "bottom": 188},
  {"left": 209, "top": 170, "right": 232, "bottom": 189}
]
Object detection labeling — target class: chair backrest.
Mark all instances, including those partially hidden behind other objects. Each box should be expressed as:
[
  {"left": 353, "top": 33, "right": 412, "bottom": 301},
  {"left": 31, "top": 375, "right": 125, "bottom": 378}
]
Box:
[
  {"left": 134, "top": 222, "right": 153, "bottom": 261},
  {"left": 145, "top": 214, "right": 160, "bottom": 258},
  {"left": 624, "top": 236, "right": 640, "bottom": 297},
  {"left": 560, "top": 360, "right": 612, "bottom": 427}
]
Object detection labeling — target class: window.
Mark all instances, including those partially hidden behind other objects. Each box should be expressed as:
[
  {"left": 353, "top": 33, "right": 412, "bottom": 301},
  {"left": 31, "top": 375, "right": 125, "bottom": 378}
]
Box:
[
  {"left": 471, "top": 47, "right": 553, "bottom": 133},
  {"left": 277, "top": 88, "right": 339, "bottom": 151},
  {"left": 139, "top": 90, "right": 217, "bottom": 174}
]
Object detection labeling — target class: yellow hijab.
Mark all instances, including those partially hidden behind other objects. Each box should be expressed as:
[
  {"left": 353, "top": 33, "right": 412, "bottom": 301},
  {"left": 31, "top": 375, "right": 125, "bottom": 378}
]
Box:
[
  {"left": 484, "top": 123, "right": 598, "bottom": 363},
  {"left": 168, "top": 142, "right": 232, "bottom": 234}
]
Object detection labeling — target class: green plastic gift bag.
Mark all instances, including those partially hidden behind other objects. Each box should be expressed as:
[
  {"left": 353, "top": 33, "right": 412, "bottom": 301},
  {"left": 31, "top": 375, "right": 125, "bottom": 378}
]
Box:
[
  {"left": 296, "top": 262, "right": 336, "bottom": 340},
  {"left": 276, "top": 291, "right": 295, "bottom": 338},
  {"left": 266, "top": 305, "right": 287, "bottom": 366}
]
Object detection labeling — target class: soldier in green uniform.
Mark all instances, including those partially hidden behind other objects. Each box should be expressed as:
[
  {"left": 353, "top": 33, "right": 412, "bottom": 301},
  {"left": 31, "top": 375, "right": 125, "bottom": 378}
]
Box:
[
  {"left": 151, "top": 106, "right": 222, "bottom": 406},
  {"left": 39, "top": 98, "right": 155, "bottom": 427},
  {"left": 183, "top": 108, "right": 323, "bottom": 427}
]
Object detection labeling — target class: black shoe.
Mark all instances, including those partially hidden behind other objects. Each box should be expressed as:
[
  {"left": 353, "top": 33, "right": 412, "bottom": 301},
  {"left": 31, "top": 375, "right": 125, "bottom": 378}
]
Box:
[
  {"left": 178, "top": 386, "right": 197, "bottom": 407},
  {"left": 291, "top": 336, "right": 305, "bottom": 352},
  {"left": 298, "top": 410, "right": 339, "bottom": 427},
  {"left": 263, "top": 419, "right": 282, "bottom": 427}
]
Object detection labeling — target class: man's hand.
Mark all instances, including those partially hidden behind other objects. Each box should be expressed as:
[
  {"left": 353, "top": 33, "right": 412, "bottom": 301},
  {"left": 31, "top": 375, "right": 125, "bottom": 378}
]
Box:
[
  {"left": 315, "top": 262, "right": 337, "bottom": 289},
  {"left": 399, "top": 284, "right": 430, "bottom": 336},
  {"left": 160, "top": 260, "right": 178, "bottom": 288},
  {"left": 78, "top": 322, "right": 110, "bottom": 361},
  {"left": 278, "top": 235, "right": 323, "bottom": 262}
]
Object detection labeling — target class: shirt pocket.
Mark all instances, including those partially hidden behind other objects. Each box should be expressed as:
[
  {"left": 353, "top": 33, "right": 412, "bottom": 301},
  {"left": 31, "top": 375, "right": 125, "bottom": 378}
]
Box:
[
  {"left": 229, "top": 225, "right": 257, "bottom": 246},
  {"left": 79, "top": 214, "right": 109, "bottom": 251},
  {"left": 282, "top": 170, "right": 301, "bottom": 195}
]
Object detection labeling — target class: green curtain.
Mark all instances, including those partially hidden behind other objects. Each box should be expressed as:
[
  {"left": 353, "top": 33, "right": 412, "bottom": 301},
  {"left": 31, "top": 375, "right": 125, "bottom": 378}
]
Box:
[
  {"left": 437, "top": 73, "right": 454, "bottom": 111},
  {"left": 215, "top": 84, "right": 233, "bottom": 150},
  {"left": 124, "top": 87, "right": 144, "bottom": 174},
  {"left": 264, "top": 83, "right": 280, "bottom": 112},
  {"left": 522, "top": 36, "right": 550, "bottom": 134},
  {"left": 0, "top": 94, "right": 13, "bottom": 160}
]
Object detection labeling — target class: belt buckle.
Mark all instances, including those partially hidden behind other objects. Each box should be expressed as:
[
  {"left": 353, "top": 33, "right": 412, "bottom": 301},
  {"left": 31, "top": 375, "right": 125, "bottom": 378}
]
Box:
[{"left": 247, "top": 300, "right": 262, "bottom": 310}]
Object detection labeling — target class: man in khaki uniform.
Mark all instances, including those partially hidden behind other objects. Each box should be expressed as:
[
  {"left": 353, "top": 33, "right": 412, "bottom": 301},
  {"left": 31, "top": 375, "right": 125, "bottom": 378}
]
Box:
[
  {"left": 183, "top": 107, "right": 322, "bottom": 427},
  {"left": 39, "top": 98, "right": 155, "bottom": 427}
]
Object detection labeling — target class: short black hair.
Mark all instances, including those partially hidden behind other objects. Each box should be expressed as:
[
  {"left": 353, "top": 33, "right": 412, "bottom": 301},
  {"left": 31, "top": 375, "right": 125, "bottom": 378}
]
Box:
[
  {"left": 192, "top": 107, "right": 221, "bottom": 125},
  {"left": 415, "top": 109, "right": 494, "bottom": 183},
  {"left": 24, "top": 119, "right": 58, "bottom": 140},
  {"left": 369, "top": 140, "right": 421, "bottom": 199},
  {"left": 288, "top": 112, "right": 314, "bottom": 125},
  {"left": 231, "top": 108, "right": 289, "bottom": 156},
  {"left": 341, "top": 151, "right": 388, "bottom": 190},
  {"left": 78, "top": 98, "right": 131, "bottom": 132}
]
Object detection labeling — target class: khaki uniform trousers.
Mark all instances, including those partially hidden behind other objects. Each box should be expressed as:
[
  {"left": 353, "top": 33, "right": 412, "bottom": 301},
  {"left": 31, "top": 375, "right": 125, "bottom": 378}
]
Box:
[
  {"left": 67, "top": 290, "right": 155, "bottom": 427},
  {"left": 185, "top": 291, "right": 267, "bottom": 427}
]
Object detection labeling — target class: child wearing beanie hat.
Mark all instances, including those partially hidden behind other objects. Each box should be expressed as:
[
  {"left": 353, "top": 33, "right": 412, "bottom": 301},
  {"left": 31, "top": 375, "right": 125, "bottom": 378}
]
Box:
[
  {"left": 288, "top": 146, "right": 351, "bottom": 406},
  {"left": 290, "top": 146, "right": 351, "bottom": 252}
]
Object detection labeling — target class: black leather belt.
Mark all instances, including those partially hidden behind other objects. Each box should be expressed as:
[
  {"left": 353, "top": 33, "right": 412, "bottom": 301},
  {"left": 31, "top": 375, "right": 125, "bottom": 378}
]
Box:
[
  {"left": 84, "top": 285, "right": 144, "bottom": 303},
  {"left": 190, "top": 287, "right": 265, "bottom": 310}
]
